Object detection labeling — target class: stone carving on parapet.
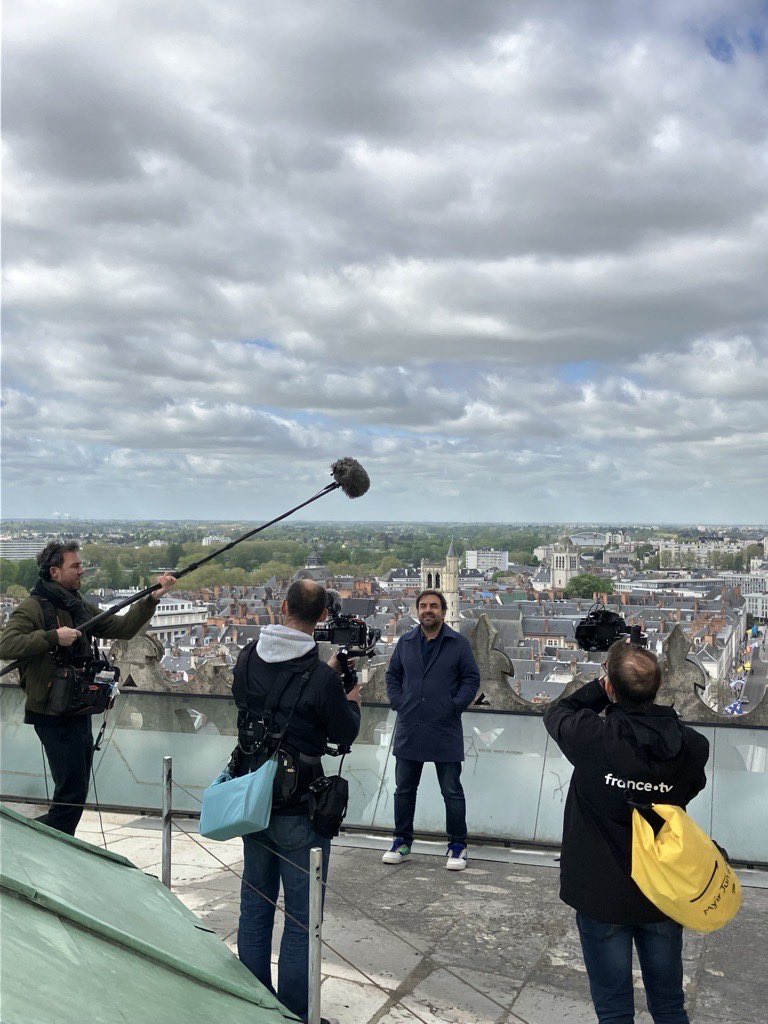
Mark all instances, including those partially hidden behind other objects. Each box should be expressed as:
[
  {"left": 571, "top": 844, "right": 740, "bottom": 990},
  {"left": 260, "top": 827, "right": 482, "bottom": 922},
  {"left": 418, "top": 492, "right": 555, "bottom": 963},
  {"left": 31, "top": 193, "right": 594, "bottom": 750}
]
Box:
[
  {"left": 192, "top": 657, "right": 234, "bottom": 696},
  {"left": 110, "top": 633, "right": 170, "bottom": 691},
  {"left": 657, "top": 624, "right": 768, "bottom": 727},
  {"left": 364, "top": 661, "right": 390, "bottom": 704},
  {"left": 469, "top": 613, "right": 534, "bottom": 711}
]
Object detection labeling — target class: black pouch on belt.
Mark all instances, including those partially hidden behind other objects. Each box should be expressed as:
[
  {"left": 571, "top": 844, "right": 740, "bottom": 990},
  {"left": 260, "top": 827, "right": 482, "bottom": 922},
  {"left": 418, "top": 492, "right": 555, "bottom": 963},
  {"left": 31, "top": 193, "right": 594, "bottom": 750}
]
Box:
[{"left": 307, "top": 774, "right": 349, "bottom": 839}]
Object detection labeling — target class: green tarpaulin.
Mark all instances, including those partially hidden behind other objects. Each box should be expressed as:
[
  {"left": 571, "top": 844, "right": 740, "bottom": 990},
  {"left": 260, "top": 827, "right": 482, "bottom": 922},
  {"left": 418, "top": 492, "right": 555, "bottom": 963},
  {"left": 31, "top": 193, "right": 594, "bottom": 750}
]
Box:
[{"left": 0, "top": 806, "right": 297, "bottom": 1024}]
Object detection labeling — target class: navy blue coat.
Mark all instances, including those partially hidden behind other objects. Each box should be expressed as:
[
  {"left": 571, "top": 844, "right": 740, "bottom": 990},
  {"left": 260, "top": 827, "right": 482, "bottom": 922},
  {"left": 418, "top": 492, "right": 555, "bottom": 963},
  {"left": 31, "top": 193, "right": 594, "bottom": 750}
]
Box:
[{"left": 386, "top": 625, "right": 480, "bottom": 762}]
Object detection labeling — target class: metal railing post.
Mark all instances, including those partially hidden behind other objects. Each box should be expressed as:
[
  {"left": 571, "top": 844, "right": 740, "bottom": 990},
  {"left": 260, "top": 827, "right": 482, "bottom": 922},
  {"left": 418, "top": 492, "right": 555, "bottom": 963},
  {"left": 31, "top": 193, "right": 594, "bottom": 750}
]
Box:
[
  {"left": 161, "top": 755, "right": 172, "bottom": 889},
  {"left": 308, "top": 846, "right": 323, "bottom": 1024}
]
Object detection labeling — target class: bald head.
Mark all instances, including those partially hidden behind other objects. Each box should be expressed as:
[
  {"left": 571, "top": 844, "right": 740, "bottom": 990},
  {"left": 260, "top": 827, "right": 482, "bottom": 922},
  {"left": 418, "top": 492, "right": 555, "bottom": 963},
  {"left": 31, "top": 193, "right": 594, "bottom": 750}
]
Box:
[
  {"left": 605, "top": 641, "right": 661, "bottom": 707},
  {"left": 284, "top": 579, "right": 328, "bottom": 629}
]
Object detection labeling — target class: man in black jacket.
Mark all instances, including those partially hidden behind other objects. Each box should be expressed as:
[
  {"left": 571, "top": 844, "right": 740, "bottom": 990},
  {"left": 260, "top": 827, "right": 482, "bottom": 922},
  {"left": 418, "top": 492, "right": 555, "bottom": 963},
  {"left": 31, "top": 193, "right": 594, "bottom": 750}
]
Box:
[
  {"left": 543, "top": 641, "right": 709, "bottom": 1024},
  {"left": 234, "top": 579, "right": 361, "bottom": 1023}
]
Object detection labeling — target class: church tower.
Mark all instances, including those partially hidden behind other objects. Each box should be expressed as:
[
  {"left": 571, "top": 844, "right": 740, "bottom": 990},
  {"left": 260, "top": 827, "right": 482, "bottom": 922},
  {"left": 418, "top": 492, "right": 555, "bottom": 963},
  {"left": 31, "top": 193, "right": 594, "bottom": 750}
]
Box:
[
  {"left": 443, "top": 539, "right": 460, "bottom": 629},
  {"left": 419, "top": 539, "right": 460, "bottom": 628},
  {"left": 551, "top": 537, "right": 579, "bottom": 590}
]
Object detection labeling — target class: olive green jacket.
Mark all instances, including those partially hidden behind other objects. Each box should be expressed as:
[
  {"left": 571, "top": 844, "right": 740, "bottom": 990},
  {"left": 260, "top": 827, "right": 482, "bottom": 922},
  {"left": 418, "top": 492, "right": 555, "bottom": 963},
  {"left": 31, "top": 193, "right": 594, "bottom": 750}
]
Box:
[{"left": 0, "top": 593, "right": 159, "bottom": 715}]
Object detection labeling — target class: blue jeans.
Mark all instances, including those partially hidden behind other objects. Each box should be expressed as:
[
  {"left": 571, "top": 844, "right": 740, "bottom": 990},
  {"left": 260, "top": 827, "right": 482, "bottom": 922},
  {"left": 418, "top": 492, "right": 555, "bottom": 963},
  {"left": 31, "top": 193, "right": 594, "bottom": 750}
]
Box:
[
  {"left": 238, "top": 814, "right": 330, "bottom": 1020},
  {"left": 393, "top": 758, "right": 467, "bottom": 846},
  {"left": 576, "top": 913, "right": 689, "bottom": 1024}
]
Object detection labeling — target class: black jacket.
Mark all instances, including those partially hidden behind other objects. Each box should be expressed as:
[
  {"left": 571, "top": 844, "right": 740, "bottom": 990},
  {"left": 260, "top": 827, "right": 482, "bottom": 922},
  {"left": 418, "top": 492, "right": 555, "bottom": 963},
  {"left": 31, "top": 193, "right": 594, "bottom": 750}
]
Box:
[
  {"left": 232, "top": 644, "right": 360, "bottom": 813},
  {"left": 543, "top": 679, "right": 710, "bottom": 924}
]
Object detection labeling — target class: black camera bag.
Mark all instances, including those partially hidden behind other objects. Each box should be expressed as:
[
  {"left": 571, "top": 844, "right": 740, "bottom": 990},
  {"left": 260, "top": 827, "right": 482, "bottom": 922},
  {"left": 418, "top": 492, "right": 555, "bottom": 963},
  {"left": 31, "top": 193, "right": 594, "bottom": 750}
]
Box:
[{"left": 308, "top": 755, "right": 349, "bottom": 838}]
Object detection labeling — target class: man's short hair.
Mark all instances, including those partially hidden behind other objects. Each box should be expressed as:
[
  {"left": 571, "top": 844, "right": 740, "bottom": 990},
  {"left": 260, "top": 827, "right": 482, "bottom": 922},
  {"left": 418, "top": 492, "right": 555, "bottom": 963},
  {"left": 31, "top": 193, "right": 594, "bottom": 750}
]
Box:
[
  {"left": 606, "top": 641, "right": 662, "bottom": 707},
  {"left": 415, "top": 589, "right": 447, "bottom": 612},
  {"left": 285, "top": 579, "right": 327, "bottom": 626},
  {"left": 37, "top": 540, "right": 80, "bottom": 580}
]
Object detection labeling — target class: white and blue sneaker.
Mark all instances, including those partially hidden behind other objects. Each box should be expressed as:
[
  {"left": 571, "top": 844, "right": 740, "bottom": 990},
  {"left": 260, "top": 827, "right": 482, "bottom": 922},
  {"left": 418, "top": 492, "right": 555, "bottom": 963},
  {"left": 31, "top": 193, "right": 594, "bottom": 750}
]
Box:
[
  {"left": 446, "top": 843, "right": 467, "bottom": 870},
  {"left": 382, "top": 838, "right": 411, "bottom": 864}
]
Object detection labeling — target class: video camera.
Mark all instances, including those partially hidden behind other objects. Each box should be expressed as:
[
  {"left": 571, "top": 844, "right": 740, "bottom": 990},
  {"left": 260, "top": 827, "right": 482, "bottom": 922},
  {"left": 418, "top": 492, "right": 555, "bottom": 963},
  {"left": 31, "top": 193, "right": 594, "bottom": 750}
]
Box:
[
  {"left": 313, "top": 590, "right": 381, "bottom": 692},
  {"left": 574, "top": 604, "right": 647, "bottom": 652}
]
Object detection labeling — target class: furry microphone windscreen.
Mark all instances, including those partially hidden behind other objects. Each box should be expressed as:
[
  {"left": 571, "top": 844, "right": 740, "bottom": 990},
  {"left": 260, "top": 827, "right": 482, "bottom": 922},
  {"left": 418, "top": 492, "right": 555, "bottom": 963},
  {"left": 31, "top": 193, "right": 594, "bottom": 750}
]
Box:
[{"left": 331, "top": 457, "right": 370, "bottom": 498}]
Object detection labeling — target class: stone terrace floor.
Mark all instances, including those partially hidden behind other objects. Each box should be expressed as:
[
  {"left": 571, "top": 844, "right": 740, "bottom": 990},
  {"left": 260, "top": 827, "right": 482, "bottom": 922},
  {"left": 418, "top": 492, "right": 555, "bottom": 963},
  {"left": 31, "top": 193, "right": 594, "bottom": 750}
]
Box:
[{"left": 4, "top": 802, "right": 767, "bottom": 1024}]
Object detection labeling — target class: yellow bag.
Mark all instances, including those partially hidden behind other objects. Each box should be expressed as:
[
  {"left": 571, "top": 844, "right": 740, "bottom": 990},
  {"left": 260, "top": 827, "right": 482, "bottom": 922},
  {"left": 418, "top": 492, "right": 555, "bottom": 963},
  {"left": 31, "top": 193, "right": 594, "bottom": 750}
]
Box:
[{"left": 631, "top": 804, "right": 742, "bottom": 933}]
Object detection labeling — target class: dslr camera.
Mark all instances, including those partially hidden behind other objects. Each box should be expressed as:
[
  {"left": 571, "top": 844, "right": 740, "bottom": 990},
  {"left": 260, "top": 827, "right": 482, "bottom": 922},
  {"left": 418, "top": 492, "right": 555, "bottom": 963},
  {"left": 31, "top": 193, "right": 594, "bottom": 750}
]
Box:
[
  {"left": 313, "top": 590, "right": 381, "bottom": 692},
  {"left": 574, "top": 604, "right": 647, "bottom": 652}
]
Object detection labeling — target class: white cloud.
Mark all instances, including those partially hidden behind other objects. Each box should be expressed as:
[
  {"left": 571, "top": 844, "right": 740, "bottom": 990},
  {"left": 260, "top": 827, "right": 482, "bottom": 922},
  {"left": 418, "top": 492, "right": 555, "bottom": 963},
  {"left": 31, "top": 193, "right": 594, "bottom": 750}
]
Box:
[{"left": 2, "top": 1, "right": 767, "bottom": 522}]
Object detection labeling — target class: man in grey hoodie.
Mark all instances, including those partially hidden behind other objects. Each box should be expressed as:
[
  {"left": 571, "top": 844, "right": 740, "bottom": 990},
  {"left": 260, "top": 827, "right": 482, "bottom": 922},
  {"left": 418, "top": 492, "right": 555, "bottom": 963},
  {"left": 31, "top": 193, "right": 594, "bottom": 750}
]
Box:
[{"left": 233, "top": 580, "right": 361, "bottom": 1023}]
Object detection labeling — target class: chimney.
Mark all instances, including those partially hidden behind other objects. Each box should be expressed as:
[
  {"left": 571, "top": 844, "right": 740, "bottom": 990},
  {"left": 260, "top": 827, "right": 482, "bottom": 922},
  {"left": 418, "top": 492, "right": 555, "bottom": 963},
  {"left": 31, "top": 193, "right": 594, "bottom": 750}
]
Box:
[
  {"left": 620, "top": 591, "right": 628, "bottom": 606},
  {"left": 534, "top": 657, "right": 541, "bottom": 673}
]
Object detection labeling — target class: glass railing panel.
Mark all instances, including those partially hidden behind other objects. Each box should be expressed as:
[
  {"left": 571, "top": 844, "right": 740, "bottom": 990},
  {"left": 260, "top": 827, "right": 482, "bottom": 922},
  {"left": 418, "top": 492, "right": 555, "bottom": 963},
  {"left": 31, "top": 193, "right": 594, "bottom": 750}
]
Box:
[
  {"left": 1, "top": 686, "right": 765, "bottom": 863},
  {"left": 683, "top": 726, "right": 715, "bottom": 836},
  {"left": 534, "top": 733, "right": 572, "bottom": 844},
  {"left": 329, "top": 706, "right": 396, "bottom": 829},
  {"left": 368, "top": 710, "right": 548, "bottom": 841},
  {"left": 708, "top": 727, "right": 768, "bottom": 864},
  {"left": 95, "top": 692, "right": 236, "bottom": 814},
  {"left": 0, "top": 686, "right": 48, "bottom": 801}
]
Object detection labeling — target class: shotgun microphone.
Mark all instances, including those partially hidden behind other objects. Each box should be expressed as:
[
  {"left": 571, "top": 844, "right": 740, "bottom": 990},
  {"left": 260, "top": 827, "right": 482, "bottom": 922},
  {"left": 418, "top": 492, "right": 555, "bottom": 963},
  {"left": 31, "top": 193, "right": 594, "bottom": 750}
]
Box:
[{"left": 331, "top": 457, "right": 370, "bottom": 498}]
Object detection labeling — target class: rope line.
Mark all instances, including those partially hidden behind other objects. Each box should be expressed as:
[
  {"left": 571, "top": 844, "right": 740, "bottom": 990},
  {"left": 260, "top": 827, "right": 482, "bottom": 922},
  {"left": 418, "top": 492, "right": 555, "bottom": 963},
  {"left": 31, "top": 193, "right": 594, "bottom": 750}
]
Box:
[
  {"left": 170, "top": 780, "right": 525, "bottom": 1023},
  {"left": 169, "top": 816, "right": 439, "bottom": 1024}
]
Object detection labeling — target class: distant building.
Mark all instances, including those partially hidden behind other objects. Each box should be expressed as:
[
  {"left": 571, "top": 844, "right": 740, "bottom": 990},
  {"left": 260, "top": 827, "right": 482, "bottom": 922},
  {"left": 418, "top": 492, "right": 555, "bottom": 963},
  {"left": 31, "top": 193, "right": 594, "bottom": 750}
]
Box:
[
  {"left": 568, "top": 532, "right": 609, "bottom": 547},
  {"left": 465, "top": 548, "right": 509, "bottom": 572},
  {"left": 551, "top": 538, "right": 579, "bottom": 590},
  {"left": 97, "top": 594, "right": 208, "bottom": 646},
  {"left": 292, "top": 551, "right": 333, "bottom": 583},
  {"left": 377, "top": 567, "right": 421, "bottom": 592},
  {"left": 533, "top": 544, "right": 553, "bottom": 565},
  {"left": 0, "top": 538, "right": 54, "bottom": 561},
  {"left": 719, "top": 572, "right": 768, "bottom": 595},
  {"left": 746, "top": 593, "right": 768, "bottom": 622}
]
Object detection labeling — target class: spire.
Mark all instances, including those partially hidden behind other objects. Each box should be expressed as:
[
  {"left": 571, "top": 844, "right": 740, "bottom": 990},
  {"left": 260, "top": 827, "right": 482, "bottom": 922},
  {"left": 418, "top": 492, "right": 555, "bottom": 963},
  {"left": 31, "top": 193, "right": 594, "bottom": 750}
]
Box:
[{"left": 447, "top": 537, "right": 456, "bottom": 558}]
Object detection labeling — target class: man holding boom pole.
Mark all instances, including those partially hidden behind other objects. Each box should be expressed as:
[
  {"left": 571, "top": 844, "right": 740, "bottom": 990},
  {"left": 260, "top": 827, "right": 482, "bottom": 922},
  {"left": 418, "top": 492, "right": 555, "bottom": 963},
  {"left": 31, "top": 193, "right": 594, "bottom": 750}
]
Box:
[{"left": 0, "top": 540, "right": 176, "bottom": 835}]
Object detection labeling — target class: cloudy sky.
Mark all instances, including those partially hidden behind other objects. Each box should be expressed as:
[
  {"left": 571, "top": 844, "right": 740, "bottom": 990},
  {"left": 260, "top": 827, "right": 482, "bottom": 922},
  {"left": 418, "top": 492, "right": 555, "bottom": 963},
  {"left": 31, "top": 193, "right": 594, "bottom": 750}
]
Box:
[{"left": 3, "top": 1, "right": 767, "bottom": 524}]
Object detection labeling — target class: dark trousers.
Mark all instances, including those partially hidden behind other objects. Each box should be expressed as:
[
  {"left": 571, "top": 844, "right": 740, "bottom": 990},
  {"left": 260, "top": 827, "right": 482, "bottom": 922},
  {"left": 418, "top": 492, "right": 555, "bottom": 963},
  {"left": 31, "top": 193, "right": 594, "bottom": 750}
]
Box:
[
  {"left": 239, "top": 814, "right": 331, "bottom": 1020},
  {"left": 33, "top": 717, "right": 94, "bottom": 836},
  {"left": 576, "top": 912, "right": 689, "bottom": 1024},
  {"left": 393, "top": 758, "right": 467, "bottom": 846}
]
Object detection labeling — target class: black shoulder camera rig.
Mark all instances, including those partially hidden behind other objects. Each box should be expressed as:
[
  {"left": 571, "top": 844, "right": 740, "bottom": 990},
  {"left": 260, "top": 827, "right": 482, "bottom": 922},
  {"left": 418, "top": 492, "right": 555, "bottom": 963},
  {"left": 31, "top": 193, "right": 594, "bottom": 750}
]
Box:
[
  {"left": 574, "top": 603, "right": 647, "bottom": 652},
  {"left": 313, "top": 590, "right": 381, "bottom": 692}
]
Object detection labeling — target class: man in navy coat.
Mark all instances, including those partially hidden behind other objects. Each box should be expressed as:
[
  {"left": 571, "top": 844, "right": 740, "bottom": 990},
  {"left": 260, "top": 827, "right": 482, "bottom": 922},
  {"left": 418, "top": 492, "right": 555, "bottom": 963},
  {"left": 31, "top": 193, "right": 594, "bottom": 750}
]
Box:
[{"left": 383, "top": 589, "right": 480, "bottom": 869}]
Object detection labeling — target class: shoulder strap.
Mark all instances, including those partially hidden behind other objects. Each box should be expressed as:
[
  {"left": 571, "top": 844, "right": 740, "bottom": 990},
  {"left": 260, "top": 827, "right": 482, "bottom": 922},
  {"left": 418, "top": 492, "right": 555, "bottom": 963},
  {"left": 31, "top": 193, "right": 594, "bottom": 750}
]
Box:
[
  {"left": 33, "top": 595, "right": 60, "bottom": 632},
  {"left": 273, "top": 666, "right": 317, "bottom": 748}
]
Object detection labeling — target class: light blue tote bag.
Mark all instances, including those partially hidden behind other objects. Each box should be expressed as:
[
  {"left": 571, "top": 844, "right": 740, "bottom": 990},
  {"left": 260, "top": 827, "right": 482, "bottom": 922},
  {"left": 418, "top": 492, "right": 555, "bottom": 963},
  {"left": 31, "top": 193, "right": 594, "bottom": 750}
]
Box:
[{"left": 199, "top": 757, "right": 278, "bottom": 841}]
